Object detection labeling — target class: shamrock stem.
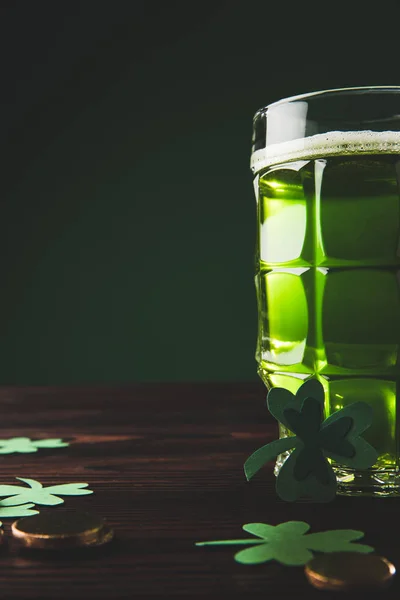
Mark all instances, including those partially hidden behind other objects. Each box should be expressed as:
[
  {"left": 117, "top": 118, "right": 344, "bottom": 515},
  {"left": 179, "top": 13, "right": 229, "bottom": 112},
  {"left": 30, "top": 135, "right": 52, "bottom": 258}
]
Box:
[{"left": 196, "top": 539, "right": 266, "bottom": 546}]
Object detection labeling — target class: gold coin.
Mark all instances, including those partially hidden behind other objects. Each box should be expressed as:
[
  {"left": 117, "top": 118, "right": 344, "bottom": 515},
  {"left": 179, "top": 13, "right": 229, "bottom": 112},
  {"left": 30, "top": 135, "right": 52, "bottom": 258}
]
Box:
[
  {"left": 11, "top": 510, "right": 114, "bottom": 550},
  {"left": 305, "top": 552, "right": 396, "bottom": 591}
]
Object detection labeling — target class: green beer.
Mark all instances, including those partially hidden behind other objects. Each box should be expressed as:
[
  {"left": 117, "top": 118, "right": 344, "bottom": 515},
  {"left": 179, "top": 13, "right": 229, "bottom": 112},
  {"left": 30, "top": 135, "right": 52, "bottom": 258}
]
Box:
[{"left": 252, "top": 117, "right": 400, "bottom": 494}]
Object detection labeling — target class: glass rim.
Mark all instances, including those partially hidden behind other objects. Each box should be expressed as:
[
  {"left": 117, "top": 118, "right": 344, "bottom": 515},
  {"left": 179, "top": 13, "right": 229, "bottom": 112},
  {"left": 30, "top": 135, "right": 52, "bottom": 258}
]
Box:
[
  {"left": 259, "top": 86, "right": 400, "bottom": 113},
  {"left": 251, "top": 86, "right": 400, "bottom": 173}
]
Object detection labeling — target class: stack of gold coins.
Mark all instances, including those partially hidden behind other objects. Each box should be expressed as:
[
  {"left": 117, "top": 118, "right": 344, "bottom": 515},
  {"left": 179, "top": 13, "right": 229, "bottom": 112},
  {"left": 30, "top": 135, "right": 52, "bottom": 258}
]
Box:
[{"left": 11, "top": 510, "right": 114, "bottom": 550}]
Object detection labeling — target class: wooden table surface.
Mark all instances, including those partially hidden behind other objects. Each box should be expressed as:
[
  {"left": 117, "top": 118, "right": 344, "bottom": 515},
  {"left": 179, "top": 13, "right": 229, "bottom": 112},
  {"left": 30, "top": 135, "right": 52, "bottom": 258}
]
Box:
[{"left": 0, "top": 382, "right": 398, "bottom": 598}]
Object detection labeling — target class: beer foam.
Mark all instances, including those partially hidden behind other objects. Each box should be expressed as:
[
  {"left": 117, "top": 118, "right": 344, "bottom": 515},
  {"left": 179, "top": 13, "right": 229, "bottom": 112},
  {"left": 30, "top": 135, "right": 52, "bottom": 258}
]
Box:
[{"left": 250, "top": 130, "right": 400, "bottom": 173}]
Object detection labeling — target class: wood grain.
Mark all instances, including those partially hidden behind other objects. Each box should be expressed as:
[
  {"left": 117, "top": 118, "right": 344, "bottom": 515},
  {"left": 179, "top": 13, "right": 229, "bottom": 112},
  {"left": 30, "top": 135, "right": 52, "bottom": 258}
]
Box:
[{"left": 0, "top": 382, "right": 397, "bottom": 598}]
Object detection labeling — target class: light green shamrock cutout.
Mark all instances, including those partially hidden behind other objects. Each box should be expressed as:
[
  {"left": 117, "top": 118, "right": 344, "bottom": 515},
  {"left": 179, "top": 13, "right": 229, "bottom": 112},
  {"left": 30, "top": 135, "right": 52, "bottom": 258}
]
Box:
[
  {"left": 196, "top": 521, "right": 374, "bottom": 566},
  {"left": 0, "top": 437, "right": 69, "bottom": 454},
  {"left": 0, "top": 504, "right": 39, "bottom": 520},
  {"left": 0, "top": 478, "right": 92, "bottom": 506}
]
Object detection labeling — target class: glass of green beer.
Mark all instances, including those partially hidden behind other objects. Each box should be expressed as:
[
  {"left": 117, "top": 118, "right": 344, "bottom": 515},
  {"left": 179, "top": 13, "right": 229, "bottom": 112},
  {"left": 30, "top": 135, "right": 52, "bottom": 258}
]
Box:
[{"left": 251, "top": 87, "right": 400, "bottom": 496}]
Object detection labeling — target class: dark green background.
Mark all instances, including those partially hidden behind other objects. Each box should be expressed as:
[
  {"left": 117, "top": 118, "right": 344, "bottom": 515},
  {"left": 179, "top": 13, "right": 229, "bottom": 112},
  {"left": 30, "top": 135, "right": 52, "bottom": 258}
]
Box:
[{"left": 0, "top": 2, "right": 398, "bottom": 384}]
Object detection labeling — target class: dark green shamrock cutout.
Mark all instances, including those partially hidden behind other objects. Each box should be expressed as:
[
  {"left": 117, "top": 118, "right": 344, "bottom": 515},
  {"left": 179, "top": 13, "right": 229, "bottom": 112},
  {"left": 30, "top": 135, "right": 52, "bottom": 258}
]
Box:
[
  {"left": 196, "top": 521, "right": 374, "bottom": 566},
  {"left": 244, "top": 379, "right": 378, "bottom": 502}
]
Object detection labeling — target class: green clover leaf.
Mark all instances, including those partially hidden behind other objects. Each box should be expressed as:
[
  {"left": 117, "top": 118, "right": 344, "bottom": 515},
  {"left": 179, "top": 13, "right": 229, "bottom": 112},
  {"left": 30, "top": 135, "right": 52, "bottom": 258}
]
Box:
[
  {"left": 0, "top": 437, "right": 69, "bottom": 454},
  {"left": 0, "top": 478, "right": 93, "bottom": 506},
  {"left": 0, "top": 504, "right": 39, "bottom": 519},
  {"left": 244, "top": 379, "right": 378, "bottom": 502},
  {"left": 32, "top": 439, "right": 69, "bottom": 449},
  {"left": 196, "top": 521, "right": 374, "bottom": 566}
]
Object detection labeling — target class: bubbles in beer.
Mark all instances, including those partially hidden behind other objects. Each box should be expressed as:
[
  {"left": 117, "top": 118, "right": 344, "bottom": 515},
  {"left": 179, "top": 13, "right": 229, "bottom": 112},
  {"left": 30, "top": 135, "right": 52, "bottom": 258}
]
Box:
[{"left": 251, "top": 130, "right": 400, "bottom": 173}]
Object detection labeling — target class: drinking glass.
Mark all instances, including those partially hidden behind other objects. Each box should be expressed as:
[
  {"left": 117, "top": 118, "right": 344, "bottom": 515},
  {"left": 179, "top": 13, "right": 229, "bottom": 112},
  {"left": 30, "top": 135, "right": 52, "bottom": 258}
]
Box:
[{"left": 251, "top": 87, "right": 400, "bottom": 496}]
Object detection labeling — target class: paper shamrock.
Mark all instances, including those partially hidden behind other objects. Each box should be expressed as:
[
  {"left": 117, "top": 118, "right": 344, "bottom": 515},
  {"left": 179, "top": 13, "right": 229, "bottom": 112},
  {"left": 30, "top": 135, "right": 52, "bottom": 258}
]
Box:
[
  {"left": 196, "top": 521, "right": 374, "bottom": 566},
  {"left": 0, "top": 504, "right": 39, "bottom": 520},
  {"left": 0, "top": 478, "right": 93, "bottom": 506},
  {"left": 0, "top": 437, "right": 69, "bottom": 454},
  {"left": 244, "top": 379, "right": 378, "bottom": 502}
]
